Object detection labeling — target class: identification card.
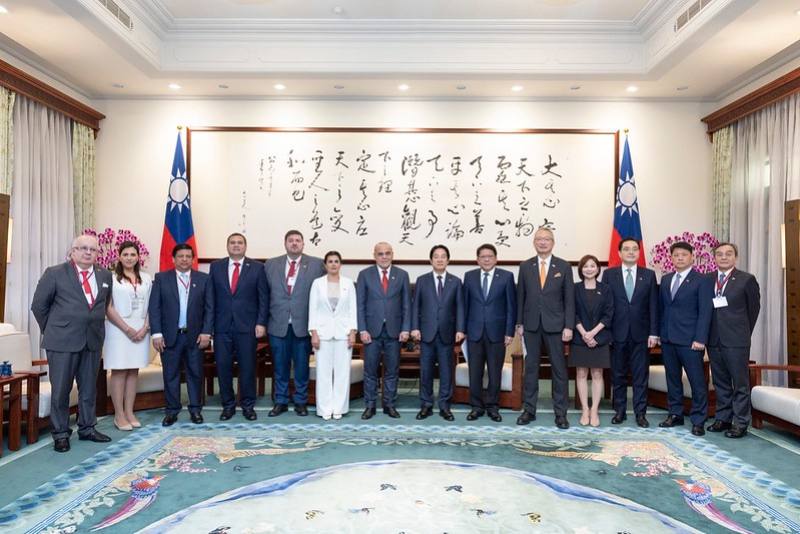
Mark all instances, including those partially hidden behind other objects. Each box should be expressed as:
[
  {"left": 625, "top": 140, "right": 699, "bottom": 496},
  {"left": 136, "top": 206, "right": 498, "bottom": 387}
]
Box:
[
  {"left": 131, "top": 296, "right": 144, "bottom": 312},
  {"left": 712, "top": 296, "right": 728, "bottom": 308}
]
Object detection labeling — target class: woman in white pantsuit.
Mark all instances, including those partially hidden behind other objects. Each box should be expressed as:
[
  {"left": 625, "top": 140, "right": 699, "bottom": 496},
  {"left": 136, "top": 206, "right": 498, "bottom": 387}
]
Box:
[{"left": 309, "top": 251, "right": 358, "bottom": 420}]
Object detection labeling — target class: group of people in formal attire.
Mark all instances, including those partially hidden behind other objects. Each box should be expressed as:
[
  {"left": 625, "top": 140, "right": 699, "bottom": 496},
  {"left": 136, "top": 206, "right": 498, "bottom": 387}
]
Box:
[{"left": 30, "top": 227, "right": 760, "bottom": 452}]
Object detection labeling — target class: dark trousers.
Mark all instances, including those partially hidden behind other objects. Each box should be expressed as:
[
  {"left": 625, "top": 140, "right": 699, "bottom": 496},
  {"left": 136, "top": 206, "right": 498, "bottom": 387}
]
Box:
[
  {"left": 662, "top": 342, "right": 708, "bottom": 426},
  {"left": 611, "top": 338, "right": 649, "bottom": 416},
  {"left": 419, "top": 334, "right": 454, "bottom": 410},
  {"left": 270, "top": 330, "right": 312, "bottom": 405},
  {"left": 708, "top": 345, "right": 751, "bottom": 427},
  {"left": 467, "top": 335, "right": 505, "bottom": 411},
  {"left": 363, "top": 325, "right": 400, "bottom": 408},
  {"left": 523, "top": 327, "right": 568, "bottom": 417},
  {"left": 47, "top": 347, "right": 100, "bottom": 440},
  {"left": 161, "top": 332, "right": 203, "bottom": 416},
  {"left": 214, "top": 331, "right": 257, "bottom": 411}
]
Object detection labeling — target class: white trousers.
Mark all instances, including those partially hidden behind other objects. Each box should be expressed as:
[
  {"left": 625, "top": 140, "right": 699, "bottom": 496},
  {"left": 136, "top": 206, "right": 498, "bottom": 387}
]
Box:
[{"left": 315, "top": 339, "right": 352, "bottom": 417}]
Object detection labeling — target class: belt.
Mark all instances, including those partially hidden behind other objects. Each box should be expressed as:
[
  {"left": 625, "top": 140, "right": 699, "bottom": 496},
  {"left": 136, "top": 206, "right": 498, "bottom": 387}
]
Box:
[{"left": 177, "top": 327, "right": 189, "bottom": 334}]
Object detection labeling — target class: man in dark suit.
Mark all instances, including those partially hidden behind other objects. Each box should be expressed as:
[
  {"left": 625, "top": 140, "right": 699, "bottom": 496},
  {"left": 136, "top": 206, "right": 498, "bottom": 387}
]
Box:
[
  {"left": 463, "top": 243, "right": 516, "bottom": 422},
  {"left": 516, "top": 227, "right": 574, "bottom": 429},
  {"left": 149, "top": 244, "right": 214, "bottom": 426},
  {"left": 604, "top": 237, "right": 659, "bottom": 428},
  {"left": 658, "top": 241, "right": 713, "bottom": 436},
  {"left": 356, "top": 241, "right": 411, "bottom": 419},
  {"left": 705, "top": 242, "right": 761, "bottom": 438},
  {"left": 264, "top": 230, "right": 325, "bottom": 417},
  {"left": 209, "top": 233, "right": 268, "bottom": 421},
  {"left": 410, "top": 244, "right": 465, "bottom": 421},
  {"left": 31, "top": 235, "right": 113, "bottom": 452}
]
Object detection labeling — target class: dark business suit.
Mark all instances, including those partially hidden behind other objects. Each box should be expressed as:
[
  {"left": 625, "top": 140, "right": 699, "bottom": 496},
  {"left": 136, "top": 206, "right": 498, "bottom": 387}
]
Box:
[
  {"left": 209, "top": 257, "right": 268, "bottom": 411},
  {"left": 148, "top": 269, "right": 214, "bottom": 416},
  {"left": 659, "top": 269, "right": 713, "bottom": 426},
  {"left": 707, "top": 269, "right": 760, "bottom": 427},
  {"left": 463, "top": 268, "right": 516, "bottom": 412},
  {"left": 30, "top": 262, "right": 112, "bottom": 441},
  {"left": 604, "top": 266, "right": 659, "bottom": 416},
  {"left": 516, "top": 256, "right": 575, "bottom": 417},
  {"left": 411, "top": 272, "right": 465, "bottom": 410},
  {"left": 356, "top": 266, "right": 411, "bottom": 409}
]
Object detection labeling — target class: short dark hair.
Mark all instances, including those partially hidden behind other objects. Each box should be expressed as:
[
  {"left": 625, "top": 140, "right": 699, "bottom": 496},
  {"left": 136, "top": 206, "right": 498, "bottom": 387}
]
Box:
[
  {"left": 670, "top": 241, "right": 693, "bottom": 254},
  {"left": 324, "top": 250, "right": 342, "bottom": 263},
  {"left": 227, "top": 232, "right": 247, "bottom": 245},
  {"left": 618, "top": 237, "right": 640, "bottom": 251},
  {"left": 172, "top": 243, "right": 194, "bottom": 257},
  {"left": 430, "top": 244, "right": 450, "bottom": 260},
  {"left": 285, "top": 229, "right": 304, "bottom": 241},
  {"left": 476, "top": 243, "right": 497, "bottom": 257},
  {"left": 577, "top": 254, "right": 601, "bottom": 281},
  {"left": 714, "top": 242, "right": 738, "bottom": 256}
]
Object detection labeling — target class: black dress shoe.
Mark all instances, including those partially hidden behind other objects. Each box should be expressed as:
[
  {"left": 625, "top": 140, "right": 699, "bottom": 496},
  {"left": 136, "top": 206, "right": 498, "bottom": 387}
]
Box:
[
  {"left": 78, "top": 430, "right": 112, "bottom": 443},
  {"left": 162, "top": 414, "right": 178, "bottom": 427},
  {"left": 439, "top": 408, "right": 455, "bottom": 421},
  {"left": 636, "top": 414, "right": 650, "bottom": 428},
  {"left": 487, "top": 410, "right": 502, "bottom": 422},
  {"left": 361, "top": 407, "right": 376, "bottom": 420},
  {"left": 706, "top": 420, "right": 732, "bottom": 432},
  {"left": 190, "top": 412, "right": 204, "bottom": 424},
  {"left": 294, "top": 404, "right": 309, "bottom": 417},
  {"left": 466, "top": 410, "right": 484, "bottom": 421},
  {"left": 416, "top": 406, "right": 433, "bottom": 420},
  {"left": 54, "top": 438, "right": 70, "bottom": 453},
  {"left": 220, "top": 409, "right": 235, "bottom": 421},
  {"left": 516, "top": 411, "right": 536, "bottom": 425},
  {"left": 691, "top": 425, "right": 705, "bottom": 436},
  {"left": 268, "top": 404, "right": 288, "bottom": 417},
  {"left": 383, "top": 406, "right": 401, "bottom": 418},
  {"left": 243, "top": 409, "right": 257, "bottom": 421},
  {"left": 659, "top": 415, "right": 685, "bottom": 428},
  {"left": 611, "top": 412, "right": 627, "bottom": 424},
  {"left": 555, "top": 415, "right": 570, "bottom": 429},
  {"left": 724, "top": 425, "right": 747, "bottom": 439}
]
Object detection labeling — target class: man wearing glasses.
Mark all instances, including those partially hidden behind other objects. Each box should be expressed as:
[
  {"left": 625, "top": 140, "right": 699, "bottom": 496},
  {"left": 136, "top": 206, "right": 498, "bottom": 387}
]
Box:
[{"left": 31, "top": 235, "right": 114, "bottom": 452}]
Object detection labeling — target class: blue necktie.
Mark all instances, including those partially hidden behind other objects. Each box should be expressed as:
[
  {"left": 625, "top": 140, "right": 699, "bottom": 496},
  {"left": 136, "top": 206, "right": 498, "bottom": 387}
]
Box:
[
  {"left": 437, "top": 275, "right": 444, "bottom": 298},
  {"left": 717, "top": 272, "right": 726, "bottom": 296},
  {"left": 670, "top": 273, "right": 681, "bottom": 300},
  {"left": 482, "top": 272, "right": 489, "bottom": 298},
  {"left": 624, "top": 268, "right": 634, "bottom": 302},
  {"left": 178, "top": 273, "right": 189, "bottom": 328}
]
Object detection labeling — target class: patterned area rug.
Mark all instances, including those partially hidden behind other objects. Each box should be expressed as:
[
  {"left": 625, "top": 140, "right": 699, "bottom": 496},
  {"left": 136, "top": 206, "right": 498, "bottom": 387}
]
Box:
[{"left": 1, "top": 423, "right": 798, "bottom": 533}]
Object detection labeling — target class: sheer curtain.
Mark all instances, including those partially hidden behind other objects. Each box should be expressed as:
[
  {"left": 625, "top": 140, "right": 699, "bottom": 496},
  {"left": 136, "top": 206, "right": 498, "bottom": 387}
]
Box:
[
  {"left": 729, "top": 93, "right": 800, "bottom": 385},
  {"left": 4, "top": 95, "right": 75, "bottom": 356}
]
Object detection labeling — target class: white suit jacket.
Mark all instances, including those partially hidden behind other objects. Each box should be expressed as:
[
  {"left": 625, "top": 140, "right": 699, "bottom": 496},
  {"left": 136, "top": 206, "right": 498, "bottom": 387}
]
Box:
[{"left": 308, "top": 275, "right": 358, "bottom": 340}]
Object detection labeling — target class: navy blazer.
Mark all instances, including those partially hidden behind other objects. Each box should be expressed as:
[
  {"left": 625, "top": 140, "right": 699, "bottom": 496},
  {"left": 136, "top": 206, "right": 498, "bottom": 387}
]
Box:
[
  {"left": 356, "top": 265, "right": 411, "bottom": 338},
  {"left": 411, "top": 272, "right": 465, "bottom": 344},
  {"left": 604, "top": 266, "right": 659, "bottom": 343},
  {"left": 572, "top": 281, "right": 614, "bottom": 347},
  {"left": 209, "top": 257, "right": 269, "bottom": 334},
  {"left": 463, "top": 268, "right": 516, "bottom": 343},
  {"left": 707, "top": 269, "right": 761, "bottom": 348},
  {"left": 148, "top": 269, "right": 214, "bottom": 348},
  {"left": 659, "top": 269, "right": 712, "bottom": 346}
]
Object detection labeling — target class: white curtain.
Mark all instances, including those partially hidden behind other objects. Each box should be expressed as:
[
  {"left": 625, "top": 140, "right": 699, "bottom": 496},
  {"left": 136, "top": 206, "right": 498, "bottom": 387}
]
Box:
[
  {"left": 4, "top": 95, "right": 75, "bottom": 357},
  {"left": 729, "top": 93, "right": 800, "bottom": 385}
]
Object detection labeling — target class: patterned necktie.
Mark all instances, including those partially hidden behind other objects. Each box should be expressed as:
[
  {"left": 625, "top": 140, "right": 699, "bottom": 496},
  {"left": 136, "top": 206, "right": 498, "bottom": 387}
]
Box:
[
  {"left": 670, "top": 273, "right": 681, "bottom": 299},
  {"left": 381, "top": 269, "right": 389, "bottom": 294},
  {"left": 717, "top": 272, "right": 726, "bottom": 296},
  {"left": 231, "top": 262, "right": 241, "bottom": 294},
  {"left": 437, "top": 275, "right": 444, "bottom": 298},
  {"left": 482, "top": 272, "right": 489, "bottom": 298},
  {"left": 80, "top": 270, "right": 94, "bottom": 307},
  {"left": 539, "top": 261, "right": 546, "bottom": 289},
  {"left": 625, "top": 268, "right": 634, "bottom": 302},
  {"left": 286, "top": 260, "right": 297, "bottom": 295}
]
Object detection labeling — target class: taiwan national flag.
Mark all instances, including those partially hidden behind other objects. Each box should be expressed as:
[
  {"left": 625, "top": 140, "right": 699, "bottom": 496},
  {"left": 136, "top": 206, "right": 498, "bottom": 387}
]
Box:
[
  {"left": 159, "top": 132, "right": 198, "bottom": 271},
  {"left": 608, "top": 136, "right": 646, "bottom": 267}
]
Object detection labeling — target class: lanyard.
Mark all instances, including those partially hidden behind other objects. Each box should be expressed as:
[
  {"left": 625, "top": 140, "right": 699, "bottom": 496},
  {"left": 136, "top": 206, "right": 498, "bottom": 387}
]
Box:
[
  {"left": 716, "top": 272, "right": 732, "bottom": 296},
  {"left": 178, "top": 272, "right": 191, "bottom": 293}
]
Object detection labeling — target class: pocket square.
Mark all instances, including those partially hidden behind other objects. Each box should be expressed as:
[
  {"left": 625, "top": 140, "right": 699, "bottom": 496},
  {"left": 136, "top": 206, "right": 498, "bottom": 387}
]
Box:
[
  {"left": 553, "top": 272, "right": 562, "bottom": 278},
  {"left": 102, "top": 283, "right": 109, "bottom": 288}
]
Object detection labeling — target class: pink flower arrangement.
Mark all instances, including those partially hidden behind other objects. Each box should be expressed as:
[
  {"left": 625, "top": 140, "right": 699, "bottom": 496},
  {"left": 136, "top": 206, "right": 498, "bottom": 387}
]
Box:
[
  {"left": 82, "top": 227, "right": 150, "bottom": 270},
  {"left": 649, "top": 231, "right": 719, "bottom": 274}
]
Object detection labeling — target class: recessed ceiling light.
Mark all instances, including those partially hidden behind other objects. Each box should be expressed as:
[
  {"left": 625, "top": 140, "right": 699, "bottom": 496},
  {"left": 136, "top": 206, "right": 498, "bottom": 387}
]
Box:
[
  {"left": 570, "top": 85, "right": 581, "bottom": 91},
  {"left": 334, "top": 85, "right": 345, "bottom": 90},
  {"left": 456, "top": 85, "right": 467, "bottom": 91},
  {"left": 0, "top": 6, "right": 8, "bottom": 14},
  {"left": 511, "top": 85, "right": 524, "bottom": 92},
  {"left": 626, "top": 85, "right": 639, "bottom": 93},
  {"left": 397, "top": 84, "right": 410, "bottom": 92},
  {"left": 273, "top": 83, "right": 286, "bottom": 90},
  {"left": 112, "top": 83, "right": 125, "bottom": 89},
  {"left": 796, "top": 8, "right": 800, "bottom": 15},
  {"left": 676, "top": 86, "right": 689, "bottom": 91},
  {"left": 332, "top": 6, "right": 344, "bottom": 15},
  {"left": 218, "top": 84, "right": 229, "bottom": 89},
  {"left": 168, "top": 83, "right": 181, "bottom": 90}
]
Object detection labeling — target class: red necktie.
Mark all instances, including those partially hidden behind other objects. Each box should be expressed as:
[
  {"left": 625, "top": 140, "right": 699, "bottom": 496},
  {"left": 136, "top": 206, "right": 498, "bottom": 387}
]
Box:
[
  {"left": 286, "top": 260, "right": 297, "bottom": 295},
  {"left": 80, "top": 270, "right": 94, "bottom": 307},
  {"left": 381, "top": 269, "right": 389, "bottom": 294},
  {"left": 231, "top": 262, "right": 240, "bottom": 294}
]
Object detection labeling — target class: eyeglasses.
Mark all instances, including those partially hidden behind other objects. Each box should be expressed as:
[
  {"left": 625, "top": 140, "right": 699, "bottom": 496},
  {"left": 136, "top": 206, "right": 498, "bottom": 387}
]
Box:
[{"left": 74, "top": 246, "right": 98, "bottom": 253}]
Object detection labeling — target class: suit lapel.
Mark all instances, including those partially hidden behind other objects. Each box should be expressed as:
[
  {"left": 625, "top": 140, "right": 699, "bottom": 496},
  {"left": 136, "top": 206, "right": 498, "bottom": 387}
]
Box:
[
  {"left": 672, "top": 270, "right": 693, "bottom": 301},
  {"left": 170, "top": 270, "right": 181, "bottom": 305},
  {"left": 67, "top": 262, "right": 92, "bottom": 308}
]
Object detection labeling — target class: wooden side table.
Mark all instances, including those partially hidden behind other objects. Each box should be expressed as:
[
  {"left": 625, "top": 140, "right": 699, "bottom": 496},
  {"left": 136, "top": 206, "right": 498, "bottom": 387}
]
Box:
[{"left": 0, "top": 374, "right": 25, "bottom": 455}]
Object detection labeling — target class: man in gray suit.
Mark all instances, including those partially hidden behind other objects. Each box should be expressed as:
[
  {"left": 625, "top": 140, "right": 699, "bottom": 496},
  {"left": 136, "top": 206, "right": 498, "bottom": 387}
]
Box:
[
  {"left": 357, "top": 242, "right": 411, "bottom": 419},
  {"left": 31, "top": 235, "right": 114, "bottom": 452},
  {"left": 264, "top": 230, "right": 325, "bottom": 416}
]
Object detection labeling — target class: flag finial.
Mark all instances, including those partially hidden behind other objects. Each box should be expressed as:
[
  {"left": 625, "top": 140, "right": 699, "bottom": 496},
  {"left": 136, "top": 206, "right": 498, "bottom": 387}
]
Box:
[
  {"left": 176, "top": 125, "right": 183, "bottom": 131},
  {"left": 623, "top": 128, "right": 629, "bottom": 135}
]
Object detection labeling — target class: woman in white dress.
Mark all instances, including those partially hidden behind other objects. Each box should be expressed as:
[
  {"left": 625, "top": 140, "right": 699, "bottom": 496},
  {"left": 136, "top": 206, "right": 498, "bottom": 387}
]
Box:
[
  {"left": 105, "top": 241, "right": 152, "bottom": 430},
  {"left": 308, "top": 251, "right": 358, "bottom": 420}
]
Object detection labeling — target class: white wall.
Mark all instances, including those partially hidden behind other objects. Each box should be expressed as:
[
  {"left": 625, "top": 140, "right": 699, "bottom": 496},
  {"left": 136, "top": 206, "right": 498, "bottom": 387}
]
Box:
[{"left": 93, "top": 98, "right": 713, "bottom": 279}]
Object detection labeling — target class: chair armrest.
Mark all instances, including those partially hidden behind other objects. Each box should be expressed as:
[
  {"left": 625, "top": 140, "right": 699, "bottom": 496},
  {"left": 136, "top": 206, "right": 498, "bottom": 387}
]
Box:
[
  {"left": 31, "top": 359, "right": 48, "bottom": 366},
  {"left": 15, "top": 370, "right": 47, "bottom": 378},
  {"left": 748, "top": 364, "right": 800, "bottom": 387}
]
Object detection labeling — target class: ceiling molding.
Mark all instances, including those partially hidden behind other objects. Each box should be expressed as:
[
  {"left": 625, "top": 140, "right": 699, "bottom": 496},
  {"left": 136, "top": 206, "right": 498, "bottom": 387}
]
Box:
[{"left": 712, "top": 40, "right": 800, "bottom": 103}]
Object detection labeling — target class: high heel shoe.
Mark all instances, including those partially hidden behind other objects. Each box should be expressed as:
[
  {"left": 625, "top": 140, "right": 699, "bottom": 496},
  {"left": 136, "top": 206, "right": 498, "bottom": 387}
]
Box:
[{"left": 114, "top": 420, "right": 133, "bottom": 431}]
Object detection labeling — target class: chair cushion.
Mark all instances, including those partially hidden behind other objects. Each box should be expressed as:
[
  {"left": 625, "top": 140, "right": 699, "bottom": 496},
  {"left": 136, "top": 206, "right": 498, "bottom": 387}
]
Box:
[
  {"left": 751, "top": 386, "right": 800, "bottom": 426},
  {"left": 21, "top": 380, "right": 79, "bottom": 418},
  {"left": 648, "top": 365, "right": 713, "bottom": 396},
  {"left": 455, "top": 362, "right": 513, "bottom": 392},
  {"left": 136, "top": 365, "right": 165, "bottom": 393},
  {"left": 309, "top": 358, "right": 364, "bottom": 384},
  {"left": 0, "top": 331, "right": 34, "bottom": 372}
]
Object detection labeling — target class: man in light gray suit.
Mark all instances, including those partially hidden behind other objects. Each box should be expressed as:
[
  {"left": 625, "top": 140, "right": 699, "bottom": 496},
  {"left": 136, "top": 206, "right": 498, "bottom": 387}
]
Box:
[
  {"left": 31, "top": 235, "right": 114, "bottom": 452},
  {"left": 264, "top": 230, "right": 325, "bottom": 416}
]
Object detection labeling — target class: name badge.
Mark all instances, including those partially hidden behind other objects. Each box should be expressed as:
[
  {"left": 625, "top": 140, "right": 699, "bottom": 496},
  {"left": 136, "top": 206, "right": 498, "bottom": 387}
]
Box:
[
  {"left": 131, "top": 296, "right": 144, "bottom": 311},
  {"left": 712, "top": 296, "right": 728, "bottom": 309}
]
